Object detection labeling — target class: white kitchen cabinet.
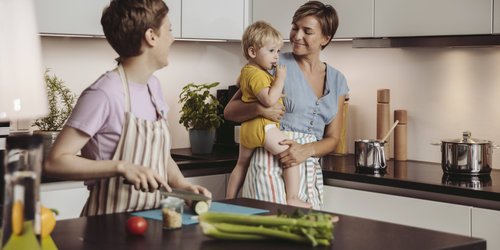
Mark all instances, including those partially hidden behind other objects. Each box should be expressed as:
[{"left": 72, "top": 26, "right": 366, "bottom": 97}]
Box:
[
  {"left": 181, "top": 0, "right": 248, "bottom": 40},
  {"left": 472, "top": 207, "right": 500, "bottom": 250},
  {"left": 322, "top": 186, "right": 472, "bottom": 236},
  {"left": 374, "top": 0, "right": 491, "bottom": 37},
  {"left": 252, "top": 0, "right": 373, "bottom": 39},
  {"left": 41, "top": 181, "right": 89, "bottom": 220},
  {"left": 35, "top": 0, "right": 109, "bottom": 36},
  {"left": 186, "top": 174, "right": 226, "bottom": 200},
  {"left": 251, "top": 0, "right": 305, "bottom": 40},
  {"left": 327, "top": 0, "right": 373, "bottom": 38},
  {"left": 35, "top": 0, "right": 177, "bottom": 37},
  {"left": 167, "top": 0, "right": 182, "bottom": 38},
  {"left": 494, "top": 0, "right": 500, "bottom": 34}
]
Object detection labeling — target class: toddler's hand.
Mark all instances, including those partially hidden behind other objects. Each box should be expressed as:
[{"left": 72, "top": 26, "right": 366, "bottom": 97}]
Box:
[{"left": 274, "top": 64, "right": 287, "bottom": 80}]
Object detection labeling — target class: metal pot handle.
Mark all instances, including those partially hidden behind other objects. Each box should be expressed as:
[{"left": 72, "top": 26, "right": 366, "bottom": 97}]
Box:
[
  {"left": 430, "top": 142, "right": 441, "bottom": 146},
  {"left": 492, "top": 144, "right": 500, "bottom": 149},
  {"left": 374, "top": 146, "right": 386, "bottom": 168}
]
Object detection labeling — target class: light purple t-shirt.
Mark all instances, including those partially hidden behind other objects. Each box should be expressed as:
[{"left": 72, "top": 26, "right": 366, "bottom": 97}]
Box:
[{"left": 66, "top": 70, "right": 169, "bottom": 161}]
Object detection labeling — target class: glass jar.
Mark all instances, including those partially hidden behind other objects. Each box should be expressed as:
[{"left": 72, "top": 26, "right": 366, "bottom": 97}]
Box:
[
  {"left": 161, "top": 197, "right": 183, "bottom": 230},
  {"left": 1, "top": 135, "right": 43, "bottom": 250}
]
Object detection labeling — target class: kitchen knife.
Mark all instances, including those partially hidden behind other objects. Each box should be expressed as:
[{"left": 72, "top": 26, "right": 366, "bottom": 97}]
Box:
[
  {"left": 159, "top": 186, "right": 211, "bottom": 201},
  {"left": 122, "top": 180, "right": 210, "bottom": 201}
]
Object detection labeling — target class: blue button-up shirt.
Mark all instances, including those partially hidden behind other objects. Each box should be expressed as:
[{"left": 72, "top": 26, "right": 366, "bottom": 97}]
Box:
[{"left": 279, "top": 52, "right": 349, "bottom": 140}]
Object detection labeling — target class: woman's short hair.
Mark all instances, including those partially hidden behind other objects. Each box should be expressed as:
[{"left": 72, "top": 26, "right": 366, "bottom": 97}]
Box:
[
  {"left": 242, "top": 21, "right": 283, "bottom": 60},
  {"left": 101, "top": 0, "right": 169, "bottom": 62},
  {"left": 292, "top": 1, "right": 339, "bottom": 50}
]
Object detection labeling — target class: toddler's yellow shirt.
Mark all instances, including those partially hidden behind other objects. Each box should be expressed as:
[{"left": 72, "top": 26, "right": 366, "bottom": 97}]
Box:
[{"left": 239, "top": 64, "right": 283, "bottom": 149}]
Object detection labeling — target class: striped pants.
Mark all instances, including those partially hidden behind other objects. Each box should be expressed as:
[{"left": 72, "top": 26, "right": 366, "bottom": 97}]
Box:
[{"left": 241, "top": 131, "right": 324, "bottom": 209}]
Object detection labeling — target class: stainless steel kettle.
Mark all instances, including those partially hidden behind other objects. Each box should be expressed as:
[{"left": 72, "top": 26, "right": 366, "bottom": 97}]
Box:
[{"left": 354, "top": 139, "right": 387, "bottom": 172}]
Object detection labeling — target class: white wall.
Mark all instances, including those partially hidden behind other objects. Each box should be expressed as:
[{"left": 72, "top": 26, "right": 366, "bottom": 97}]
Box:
[{"left": 39, "top": 36, "right": 500, "bottom": 168}]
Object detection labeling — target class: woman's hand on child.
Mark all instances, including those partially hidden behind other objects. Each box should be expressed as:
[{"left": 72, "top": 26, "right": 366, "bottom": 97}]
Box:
[
  {"left": 118, "top": 162, "right": 169, "bottom": 192},
  {"left": 259, "top": 101, "right": 285, "bottom": 122},
  {"left": 278, "top": 140, "right": 314, "bottom": 168}
]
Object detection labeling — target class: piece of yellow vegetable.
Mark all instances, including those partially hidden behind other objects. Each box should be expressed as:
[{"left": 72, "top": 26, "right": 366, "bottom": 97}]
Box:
[
  {"left": 11, "top": 201, "right": 24, "bottom": 235},
  {"left": 41, "top": 206, "right": 58, "bottom": 238}
]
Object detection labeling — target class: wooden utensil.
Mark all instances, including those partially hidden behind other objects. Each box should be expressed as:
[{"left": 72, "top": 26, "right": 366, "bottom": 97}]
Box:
[{"left": 381, "top": 120, "right": 399, "bottom": 142}]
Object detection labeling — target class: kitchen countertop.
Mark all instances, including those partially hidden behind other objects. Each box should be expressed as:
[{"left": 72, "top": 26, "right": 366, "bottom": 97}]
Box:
[
  {"left": 322, "top": 155, "right": 500, "bottom": 210},
  {"left": 170, "top": 148, "right": 500, "bottom": 210},
  {"left": 39, "top": 147, "right": 500, "bottom": 210},
  {"left": 50, "top": 198, "right": 485, "bottom": 250}
]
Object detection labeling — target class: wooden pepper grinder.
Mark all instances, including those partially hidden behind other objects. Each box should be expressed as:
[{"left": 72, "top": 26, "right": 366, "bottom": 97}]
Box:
[
  {"left": 377, "top": 89, "right": 390, "bottom": 160},
  {"left": 394, "top": 110, "right": 407, "bottom": 161},
  {"left": 333, "top": 94, "right": 349, "bottom": 155}
]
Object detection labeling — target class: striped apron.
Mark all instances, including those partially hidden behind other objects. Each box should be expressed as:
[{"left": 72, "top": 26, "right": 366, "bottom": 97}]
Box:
[
  {"left": 241, "top": 131, "right": 324, "bottom": 209},
  {"left": 81, "top": 65, "right": 170, "bottom": 216}
]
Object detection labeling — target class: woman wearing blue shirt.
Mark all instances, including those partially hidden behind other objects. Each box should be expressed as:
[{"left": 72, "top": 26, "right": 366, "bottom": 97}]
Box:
[{"left": 224, "top": 1, "right": 349, "bottom": 209}]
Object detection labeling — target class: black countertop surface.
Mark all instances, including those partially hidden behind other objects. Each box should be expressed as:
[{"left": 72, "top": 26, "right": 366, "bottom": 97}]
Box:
[
  {"left": 50, "top": 198, "right": 485, "bottom": 250},
  {"left": 170, "top": 148, "right": 500, "bottom": 210},
  {"left": 322, "top": 155, "right": 500, "bottom": 210},
  {"left": 39, "top": 147, "right": 500, "bottom": 210}
]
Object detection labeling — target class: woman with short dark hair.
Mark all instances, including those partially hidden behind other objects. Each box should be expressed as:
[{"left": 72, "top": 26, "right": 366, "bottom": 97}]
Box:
[{"left": 224, "top": 1, "right": 349, "bottom": 209}]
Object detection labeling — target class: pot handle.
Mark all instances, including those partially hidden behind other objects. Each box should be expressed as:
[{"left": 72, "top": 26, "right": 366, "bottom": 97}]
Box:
[
  {"left": 492, "top": 144, "right": 500, "bottom": 149},
  {"left": 430, "top": 142, "right": 441, "bottom": 146},
  {"left": 374, "top": 146, "right": 386, "bottom": 168}
]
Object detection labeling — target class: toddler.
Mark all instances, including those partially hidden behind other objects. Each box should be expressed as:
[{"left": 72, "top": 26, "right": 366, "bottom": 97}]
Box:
[{"left": 226, "top": 21, "right": 310, "bottom": 208}]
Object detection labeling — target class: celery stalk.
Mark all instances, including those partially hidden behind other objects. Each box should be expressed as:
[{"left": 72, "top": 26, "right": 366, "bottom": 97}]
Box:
[
  {"left": 213, "top": 223, "right": 319, "bottom": 246},
  {"left": 199, "top": 212, "right": 336, "bottom": 246},
  {"left": 200, "top": 222, "right": 267, "bottom": 241},
  {"left": 199, "top": 212, "right": 332, "bottom": 228}
]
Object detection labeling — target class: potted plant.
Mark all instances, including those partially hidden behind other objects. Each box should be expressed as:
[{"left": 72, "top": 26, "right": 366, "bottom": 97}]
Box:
[
  {"left": 179, "top": 82, "right": 223, "bottom": 154},
  {"left": 32, "top": 70, "right": 76, "bottom": 158}
]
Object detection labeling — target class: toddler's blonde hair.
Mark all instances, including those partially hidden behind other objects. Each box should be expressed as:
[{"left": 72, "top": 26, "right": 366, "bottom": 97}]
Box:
[{"left": 242, "top": 21, "right": 283, "bottom": 60}]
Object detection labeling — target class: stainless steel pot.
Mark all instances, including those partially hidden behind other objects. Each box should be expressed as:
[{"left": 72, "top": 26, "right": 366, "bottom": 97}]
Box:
[
  {"left": 433, "top": 131, "right": 498, "bottom": 175},
  {"left": 354, "top": 139, "right": 386, "bottom": 172},
  {"left": 441, "top": 174, "right": 492, "bottom": 190}
]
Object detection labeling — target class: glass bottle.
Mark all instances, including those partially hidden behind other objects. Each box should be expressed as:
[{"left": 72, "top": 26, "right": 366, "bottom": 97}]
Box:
[{"left": 1, "top": 135, "right": 43, "bottom": 250}]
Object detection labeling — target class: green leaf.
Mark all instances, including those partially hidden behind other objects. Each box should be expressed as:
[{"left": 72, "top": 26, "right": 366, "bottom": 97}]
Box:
[
  {"left": 178, "top": 82, "right": 224, "bottom": 130},
  {"left": 32, "top": 69, "right": 76, "bottom": 131}
]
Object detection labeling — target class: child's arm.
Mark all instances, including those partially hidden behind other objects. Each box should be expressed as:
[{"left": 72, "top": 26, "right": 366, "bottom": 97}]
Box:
[{"left": 255, "top": 65, "right": 286, "bottom": 107}]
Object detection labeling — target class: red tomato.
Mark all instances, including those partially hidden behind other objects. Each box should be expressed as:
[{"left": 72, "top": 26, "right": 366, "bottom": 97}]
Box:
[{"left": 126, "top": 216, "right": 148, "bottom": 235}]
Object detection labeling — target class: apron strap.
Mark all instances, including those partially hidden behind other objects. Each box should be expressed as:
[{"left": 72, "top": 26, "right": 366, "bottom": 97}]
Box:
[
  {"left": 146, "top": 85, "right": 165, "bottom": 119},
  {"left": 118, "top": 65, "right": 164, "bottom": 120},
  {"left": 117, "top": 65, "right": 131, "bottom": 113}
]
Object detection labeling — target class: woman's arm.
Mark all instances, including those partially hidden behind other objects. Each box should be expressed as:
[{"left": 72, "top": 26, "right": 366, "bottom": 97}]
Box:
[
  {"left": 165, "top": 155, "right": 212, "bottom": 199},
  {"left": 44, "top": 126, "right": 168, "bottom": 191},
  {"left": 224, "top": 89, "right": 285, "bottom": 123},
  {"left": 278, "top": 96, "right": 345, "bottom": 168}
]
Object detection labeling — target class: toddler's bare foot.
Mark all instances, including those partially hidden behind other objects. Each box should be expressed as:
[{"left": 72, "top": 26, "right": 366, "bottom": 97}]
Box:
[{"left": 287, "top": 197, "right": 311, "bottom": 208}]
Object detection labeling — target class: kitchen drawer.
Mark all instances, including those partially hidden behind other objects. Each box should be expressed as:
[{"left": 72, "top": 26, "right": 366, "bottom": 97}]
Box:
[
  {"left": 323, "top": 185, "right": 472, "bottom": 236},
  {"left": 472, "top": 207, "right": 500, "bottom": 250},
  {"left": 41, "top": 181, "right": 89, "bottom": 220}
]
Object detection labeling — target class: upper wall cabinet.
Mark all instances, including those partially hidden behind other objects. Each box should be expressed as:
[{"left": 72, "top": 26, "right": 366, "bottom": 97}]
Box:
[
  {"left": 327, "top": 0, "right": 373, "bottom": 38},
  {"left": 35, "top": 0, "right": 179, "bottom": 37},
  {"left": 252, "top": 0, "right": 373, "bottom": 39},
  {"left": 167, "top": 0, "right": 182, "bottom": 38},
  {"left": 374, "top": 0, "right": 492, "bottom": 37},
  {"left": 251, "top": 0, "right": 304, "bottom": 40},
  {"left": 181, "top": 0, "right": 247, "bottom": 40},
  {"left": 35, "top": 0, "right": 109, "bottom": 36},
  {"left": 494, "top": 0, "right": 500, "bottom": 34}
]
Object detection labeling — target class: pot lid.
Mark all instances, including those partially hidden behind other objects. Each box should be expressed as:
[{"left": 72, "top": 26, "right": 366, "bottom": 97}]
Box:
[{"left": 442, "top": 131, "right": 491, "bottom": 144}]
